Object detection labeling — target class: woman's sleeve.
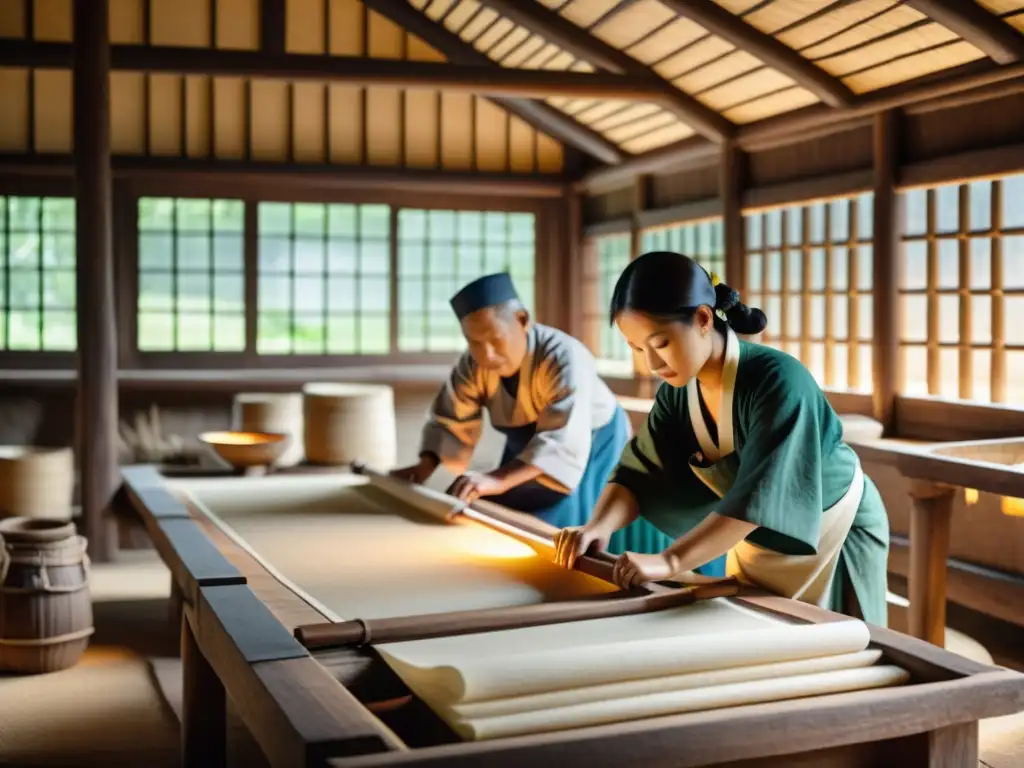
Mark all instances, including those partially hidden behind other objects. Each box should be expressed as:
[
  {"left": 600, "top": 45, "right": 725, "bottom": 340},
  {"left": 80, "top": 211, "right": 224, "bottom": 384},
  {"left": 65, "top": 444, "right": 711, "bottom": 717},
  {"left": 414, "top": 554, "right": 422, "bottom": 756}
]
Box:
[
  {"left": 609, "top": 384, "right": 719, "bottom": 519},
  {"left": 714, "top": 357, "right": 827, "bottom": 555}
]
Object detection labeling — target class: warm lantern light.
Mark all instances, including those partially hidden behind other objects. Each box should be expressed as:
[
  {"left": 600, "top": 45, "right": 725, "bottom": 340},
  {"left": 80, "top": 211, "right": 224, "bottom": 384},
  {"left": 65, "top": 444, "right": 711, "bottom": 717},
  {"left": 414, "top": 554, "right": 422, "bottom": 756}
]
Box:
[
  {"left": 964, "top": 488, "right": 979, "bottom": 506},
  {"left": 1001, "top": 497, "right": 1024, "bottom": 517}
]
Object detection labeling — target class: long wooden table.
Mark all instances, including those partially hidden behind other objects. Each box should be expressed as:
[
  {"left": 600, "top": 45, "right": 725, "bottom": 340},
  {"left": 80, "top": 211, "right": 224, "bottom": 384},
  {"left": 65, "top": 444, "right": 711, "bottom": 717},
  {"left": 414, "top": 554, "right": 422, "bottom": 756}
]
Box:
[
  {"left": 851, "top": 437, "right": 1024, "bottom": 646},
  {"left": 120, "top": 464, "right": 1024, "bottom": 768}
]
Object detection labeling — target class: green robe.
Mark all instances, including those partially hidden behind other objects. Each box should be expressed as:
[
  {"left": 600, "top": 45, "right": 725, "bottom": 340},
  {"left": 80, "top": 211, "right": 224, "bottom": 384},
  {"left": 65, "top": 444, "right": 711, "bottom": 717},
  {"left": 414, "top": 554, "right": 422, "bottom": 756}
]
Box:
[{"left": 610, "top": 340, "right": 890, "bottom": 627}]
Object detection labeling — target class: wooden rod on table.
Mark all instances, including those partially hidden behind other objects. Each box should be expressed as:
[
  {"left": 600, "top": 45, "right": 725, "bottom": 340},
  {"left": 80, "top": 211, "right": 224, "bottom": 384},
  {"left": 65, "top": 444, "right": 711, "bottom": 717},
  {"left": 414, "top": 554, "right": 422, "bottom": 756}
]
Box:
[
  {"left": 349, "top": 462, "right": 619, "bottom": 583},
  {"left": 295, "top": 579, "right": 741, "bottom": 650}
]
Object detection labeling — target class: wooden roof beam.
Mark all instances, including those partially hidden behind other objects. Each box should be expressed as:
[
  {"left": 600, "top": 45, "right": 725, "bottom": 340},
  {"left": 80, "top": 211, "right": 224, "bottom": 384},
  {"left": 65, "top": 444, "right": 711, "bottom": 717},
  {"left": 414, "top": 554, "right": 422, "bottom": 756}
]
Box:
[
  {"left": 474, "top": 0, "right": 734, "bottom": 142},
  {"left": 360, "top": 0, "right": 624, "bottom": 165},
  {"left": 905, "top": 0, "right": 1024, "bottom": 64},
  {"left": 0, "top": 41, "right": 670, "bottom": 101},
  {"left": 660, "top": 0, "right": 856, "bottom": 108},
  {"left": 579, "top": 59, "right": 1024, "bottom": 192}
]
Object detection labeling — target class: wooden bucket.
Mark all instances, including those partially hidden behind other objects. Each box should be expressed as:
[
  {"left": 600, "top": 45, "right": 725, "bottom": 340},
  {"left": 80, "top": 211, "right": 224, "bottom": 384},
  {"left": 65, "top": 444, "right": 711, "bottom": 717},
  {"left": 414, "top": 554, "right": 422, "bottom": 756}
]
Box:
[
  {"left": 0, "top": 517, "right": 94, "bottom": 674},
  {"left": 233, "top": 392, "right": 305, "bottom": 467},
  {"left": 0, "top": 446, "right": 75, "bottom": 520},
  {"left": 302, "top": 383, "right": 398, "bottom": 468}
]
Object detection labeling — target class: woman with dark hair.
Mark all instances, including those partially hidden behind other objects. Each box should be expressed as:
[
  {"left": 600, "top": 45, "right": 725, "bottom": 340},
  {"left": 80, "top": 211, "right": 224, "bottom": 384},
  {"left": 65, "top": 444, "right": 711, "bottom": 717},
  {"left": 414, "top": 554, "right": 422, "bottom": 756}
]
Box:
[{"left": 553, "top": 251, "right": 890, "bottom": 626}]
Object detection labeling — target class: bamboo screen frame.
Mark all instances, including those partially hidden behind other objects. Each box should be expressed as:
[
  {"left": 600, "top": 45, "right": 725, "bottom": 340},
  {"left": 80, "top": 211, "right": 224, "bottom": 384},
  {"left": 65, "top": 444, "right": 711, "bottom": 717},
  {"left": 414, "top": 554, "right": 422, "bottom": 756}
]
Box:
[
  {"left": 0, "top": 194, "right": 78, "bottom": 353},
  {"left": 743, "top": 194, "right": 875, "bottom": 393},
  {"left": 123, "top": 194, "right": 542, "bottom": 363},
  {"left": 898, "top": 173, "right": 1024, "bottom": 406},
  {"left": 581, "top": 231, "right": 633, "bottom": 375},
  {"left": 640, "top": 218, "right": 727, "bottom": 282}
]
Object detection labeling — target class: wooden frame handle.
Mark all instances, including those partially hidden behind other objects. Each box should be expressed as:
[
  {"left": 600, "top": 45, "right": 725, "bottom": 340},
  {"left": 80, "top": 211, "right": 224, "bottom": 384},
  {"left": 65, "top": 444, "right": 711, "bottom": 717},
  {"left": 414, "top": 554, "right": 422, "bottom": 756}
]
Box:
[{"left": 295, "top": 579, "right": 742, "bottom": 650}]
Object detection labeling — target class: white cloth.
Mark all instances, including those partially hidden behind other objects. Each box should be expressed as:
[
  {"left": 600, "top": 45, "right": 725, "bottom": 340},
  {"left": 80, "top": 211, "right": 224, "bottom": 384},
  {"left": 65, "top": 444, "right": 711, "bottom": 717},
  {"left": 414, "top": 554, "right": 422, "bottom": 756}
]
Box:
[
  {"left": 686, "top": 328, "right": 863, "bottom": 607},
  {"left": 420, "top": 323, "right": 618, "bottom": 493}
]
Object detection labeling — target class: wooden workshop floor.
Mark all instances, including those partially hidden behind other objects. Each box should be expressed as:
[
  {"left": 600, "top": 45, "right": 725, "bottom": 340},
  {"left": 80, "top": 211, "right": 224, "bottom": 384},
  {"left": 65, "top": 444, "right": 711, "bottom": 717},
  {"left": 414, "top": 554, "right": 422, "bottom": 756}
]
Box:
[{"left": 0, "top": 550, "right": 1021, "bottom": 768}]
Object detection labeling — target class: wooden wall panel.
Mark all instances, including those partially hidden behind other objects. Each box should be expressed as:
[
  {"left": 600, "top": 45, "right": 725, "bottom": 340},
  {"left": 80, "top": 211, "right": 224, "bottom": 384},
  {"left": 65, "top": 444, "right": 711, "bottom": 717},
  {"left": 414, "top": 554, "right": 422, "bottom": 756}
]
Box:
[
  {"left": 185, "top": 75, "right": 213, "bottom": 157},
  {"left": 651, "top": 164, "right": 720, "bottom": 208},
  {"left": 148, "top": 74, "right": 182, "bottom": 155},
  {"left": 250, "top": 79, "right": 290, "bottom": 161},
  {"left": 34, "top": 0, "right": 71, "bottom": 41},
  {"left": 150, "top": 0, "right": 211, "bottom": 46},
  {"left": 212, "top": 76, "right": 245, "bottom": 159},
  {"left": 33, "top": 69, "right": 71, "bottom": 153},
  {"left": 110, "top": 72, "right": 146, "bottom": 154},
  {"left": 902, "top": 92, "right": 1024, "bottom": 166},
  {"left": 328, "top": 85, "right": 363, "bottom": 163},
  {"left": 747, "top": 124, "right": 873, "bottom": 188},
  {"left": 0, "top": 69, "right": 29, "bottom": 151},
  {"left": 110, "top": 0, "right": 145, "bottom": 43},
  {"left": 0, "top": 3, "right": 26, "bottom": 37},
  {"left": 0, "top": 0, "right": 565, "bottom": 174},
  {"left": 292, "top": 82, "right": 326, "bottom": 163},
  {"left": 217, "top": 0, "right": 259, "bottom": 49}
]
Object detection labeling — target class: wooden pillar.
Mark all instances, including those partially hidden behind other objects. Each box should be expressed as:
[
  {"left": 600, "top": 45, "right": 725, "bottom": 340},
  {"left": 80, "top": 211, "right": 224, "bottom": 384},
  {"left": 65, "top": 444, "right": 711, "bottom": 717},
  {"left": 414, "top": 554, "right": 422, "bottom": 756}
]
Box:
[
  {"left": 562, "top": 186, "right": 583, "bottom": 339},
  {"left": 872, "top": 110, "right": 901, "bottom": 435},
  {"left": 74, "top": 0, "right": 117, "bottom": 562},
  {"left": 630, "top": 175, "right": 655, "bottom": 397},
  {"left": 907, "top": 480, "right": 955, "bottom": 647},
  {"left": 181, "top": 611, "right": 227, "bottom": 767},
  {"left": 719, "top": 140, "right": 746, "bottom": 295}
]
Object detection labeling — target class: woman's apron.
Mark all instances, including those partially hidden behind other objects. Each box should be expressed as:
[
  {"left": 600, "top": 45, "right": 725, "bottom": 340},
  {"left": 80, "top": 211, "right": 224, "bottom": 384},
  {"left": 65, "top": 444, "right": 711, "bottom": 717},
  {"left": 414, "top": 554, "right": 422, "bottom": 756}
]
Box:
[{"left": 688, "top": 329, "right": 864, "bottom": 608}]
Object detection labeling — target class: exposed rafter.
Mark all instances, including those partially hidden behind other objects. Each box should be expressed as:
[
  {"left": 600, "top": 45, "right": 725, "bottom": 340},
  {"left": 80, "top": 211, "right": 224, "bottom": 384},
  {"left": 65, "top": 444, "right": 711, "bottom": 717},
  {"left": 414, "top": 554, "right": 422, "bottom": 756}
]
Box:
[
  {"left": 905, "top": 0, "right": 1024, "bottom": 64},
  {"left": 361, "top": 0, "right": 624, "bottom": 165},
  {"left": 474, "top": 0, "right": 734, "bottom": 142},
  {"left": 0, "top": 41, "right": 673, "bottom": 101},
  {"left": 579, "top": 58, "right": 1024, "bottom": 191},
  {"left": 659, "top": 0, "right": 856, "bottom": 109}
]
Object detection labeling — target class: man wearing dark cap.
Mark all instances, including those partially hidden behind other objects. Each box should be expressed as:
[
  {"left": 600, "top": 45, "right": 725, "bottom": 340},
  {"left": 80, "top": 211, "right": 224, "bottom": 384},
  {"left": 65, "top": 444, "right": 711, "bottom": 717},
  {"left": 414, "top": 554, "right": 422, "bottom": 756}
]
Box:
[{"left": 390, "top": 272, "right": 630, "bottom": 530}]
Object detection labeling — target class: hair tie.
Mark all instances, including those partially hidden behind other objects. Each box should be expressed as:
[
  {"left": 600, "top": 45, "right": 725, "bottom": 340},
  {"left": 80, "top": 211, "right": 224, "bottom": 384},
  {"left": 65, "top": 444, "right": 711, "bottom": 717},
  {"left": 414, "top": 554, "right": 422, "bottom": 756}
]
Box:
[
  {"left": 713, "top": 280, "right": 740, "bottom": 313},
  {"left": 710, "top": 271, "right": 722, "bottom": 287}
]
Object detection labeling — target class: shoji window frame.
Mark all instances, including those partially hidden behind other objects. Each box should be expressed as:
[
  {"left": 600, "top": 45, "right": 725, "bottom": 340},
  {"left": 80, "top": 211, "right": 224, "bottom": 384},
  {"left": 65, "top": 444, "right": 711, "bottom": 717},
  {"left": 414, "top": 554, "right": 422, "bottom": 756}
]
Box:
[
  {"left": 742, "top": 193, "right": 875, "bottom": 394},
  {"left": 897, "top": 177, "right": 1024, "bottom": 405}
]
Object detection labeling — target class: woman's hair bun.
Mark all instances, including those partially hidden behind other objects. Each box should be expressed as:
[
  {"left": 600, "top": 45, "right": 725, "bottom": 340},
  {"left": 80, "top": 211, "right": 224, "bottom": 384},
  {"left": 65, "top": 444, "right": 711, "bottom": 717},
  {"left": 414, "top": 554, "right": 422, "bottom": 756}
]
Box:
[
  {"left": 713, "top": 282, "right": 740, "bottom": 313},
  {"left": 714, "top": 280, "right": 768, "bottom": 335}
]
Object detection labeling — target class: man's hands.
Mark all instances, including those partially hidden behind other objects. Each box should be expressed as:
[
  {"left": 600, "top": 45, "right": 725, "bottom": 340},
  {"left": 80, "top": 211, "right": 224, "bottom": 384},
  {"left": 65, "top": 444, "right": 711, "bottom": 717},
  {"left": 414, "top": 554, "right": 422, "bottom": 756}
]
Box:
[
  {"left": 389, "top": 453, "right": 440, "bottom": 485},
  {"left": 446, "top": 471, "right": 506, "bottom": 503}
]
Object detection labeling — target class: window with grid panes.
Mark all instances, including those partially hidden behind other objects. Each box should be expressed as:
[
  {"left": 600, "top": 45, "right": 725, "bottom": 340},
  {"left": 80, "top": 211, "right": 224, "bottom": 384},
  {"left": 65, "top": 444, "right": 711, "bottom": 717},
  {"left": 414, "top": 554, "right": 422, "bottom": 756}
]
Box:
[
  {"left": 397, "top": 209, "right": 535, "bottom": 353},
  {"left": 744, "top": 194, "right": 874, "bottom": 392},
  {"left": 640, "top": 218, "right": 726, "bottom": 282},
  {"left": 257, "top": 202, "right": 391, "bottom": 355},
  {"left": 0, "top": 196, "right": 76, "bottom": 351},
  {"left": 581, "top": 233, "right": 632, "bottom": 374},
  {"left": 899, "top": 174, "right": 1024, "bottom": 404},
  {"left": 137, "top": 197, "right": 245, "bottom": 352}
]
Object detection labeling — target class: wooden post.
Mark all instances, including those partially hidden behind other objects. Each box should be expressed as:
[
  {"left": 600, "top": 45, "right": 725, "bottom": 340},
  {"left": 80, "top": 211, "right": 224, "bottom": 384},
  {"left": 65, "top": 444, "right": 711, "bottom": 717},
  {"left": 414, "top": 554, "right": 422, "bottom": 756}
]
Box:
[
  {"left": 907, "top": 480, "right": 955, "bottom": 647},
  {"left": 719, "top": 140, "right": 746, "bottom": 296},
  {"left": 181, "top": 612, "right": 227, "bottom": 767},
  {"left": 872, "top": 110, "right": 901, "bottom": 435},
  {"left": 563, "top": 186, "right": 583, "bottom": 339},
  {"left": 74, "top": 0, "right": 117, "bottom": 562}
]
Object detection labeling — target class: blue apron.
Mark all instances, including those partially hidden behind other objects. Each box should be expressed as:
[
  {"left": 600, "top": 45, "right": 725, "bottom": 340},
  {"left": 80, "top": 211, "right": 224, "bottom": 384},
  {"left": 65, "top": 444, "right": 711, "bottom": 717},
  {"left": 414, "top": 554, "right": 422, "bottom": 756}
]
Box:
[{"left": 489, "top": 405, "right": 630, "bottom": 530}]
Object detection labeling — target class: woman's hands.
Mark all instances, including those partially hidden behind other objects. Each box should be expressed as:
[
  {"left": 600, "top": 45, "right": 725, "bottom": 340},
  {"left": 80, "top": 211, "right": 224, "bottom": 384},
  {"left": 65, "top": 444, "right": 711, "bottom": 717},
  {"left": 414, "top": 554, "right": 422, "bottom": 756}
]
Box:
[
  {"left": 553, "top": 525, "right": 611, "bottom": 570},
  {"left": 611, "top": 551, "right": 679, "bottom": 589},
  {"left": 446, "top": 471, "right": 506, "bottom": 503}
]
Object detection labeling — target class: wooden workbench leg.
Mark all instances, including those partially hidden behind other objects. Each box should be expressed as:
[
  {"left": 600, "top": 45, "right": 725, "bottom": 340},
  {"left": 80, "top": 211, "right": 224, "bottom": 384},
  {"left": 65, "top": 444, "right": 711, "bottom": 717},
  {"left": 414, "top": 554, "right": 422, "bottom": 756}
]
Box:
[
  {"left": 181, "top": 612, "right": 226, "bottom": 768},
  {"left": 925, "top": 722, "right": 978, "bottom": 767},
  {"left": 169, "top": 581, "right": 184, "bottom": 639},
  {"left": 908, "top": 481, "right": 955, "bottom": 647}
]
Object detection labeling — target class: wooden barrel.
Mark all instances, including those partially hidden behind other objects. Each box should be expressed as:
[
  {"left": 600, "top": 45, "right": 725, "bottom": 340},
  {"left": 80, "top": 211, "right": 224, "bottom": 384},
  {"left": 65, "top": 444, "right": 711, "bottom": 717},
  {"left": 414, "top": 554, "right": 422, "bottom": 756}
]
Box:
[
  {"left": 0, "top": 446, "right": 75, "bottom": 520},
  {"left": 0, "top": 517, "right": 94, "bottom": 674},
  {"left": 302, "top": 383, "right": 398, "bottom": 468},
  {"left": 233, "top": 392, "right": 305, "bottom": 467}
]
